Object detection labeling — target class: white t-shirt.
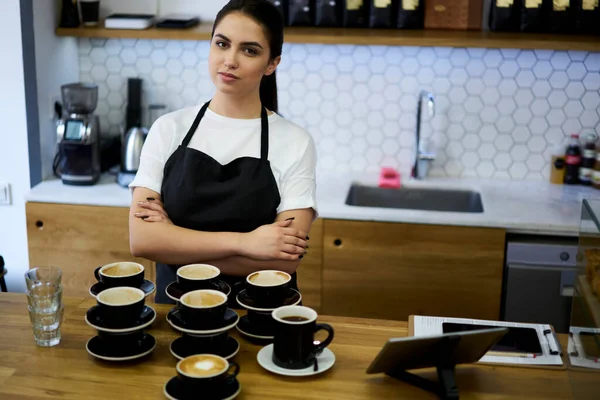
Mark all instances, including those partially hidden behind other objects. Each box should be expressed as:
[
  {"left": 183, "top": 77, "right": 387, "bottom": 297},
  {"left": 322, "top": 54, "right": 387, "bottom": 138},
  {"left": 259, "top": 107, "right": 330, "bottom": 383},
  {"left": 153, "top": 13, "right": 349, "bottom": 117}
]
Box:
[{"left": 129, "top": 105, "right": 318, "bottom": 218}]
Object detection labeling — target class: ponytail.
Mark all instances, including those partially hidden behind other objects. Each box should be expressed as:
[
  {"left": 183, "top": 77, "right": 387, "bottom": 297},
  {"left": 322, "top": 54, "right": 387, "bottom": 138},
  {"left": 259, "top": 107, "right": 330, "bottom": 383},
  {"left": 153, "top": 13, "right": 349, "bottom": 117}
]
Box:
[{"left": 260, "top": 72, "right": 278, "bottom": 113}]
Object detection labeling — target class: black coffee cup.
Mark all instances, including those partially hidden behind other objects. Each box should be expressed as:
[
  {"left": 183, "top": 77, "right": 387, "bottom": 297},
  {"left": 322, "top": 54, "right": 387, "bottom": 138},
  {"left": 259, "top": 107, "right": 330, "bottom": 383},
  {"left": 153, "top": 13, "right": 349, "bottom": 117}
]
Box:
[
  {"left": 96, "top": 286, "right": 146, "bottom": 328},
  {"left": 180, "top": 289, "right": 228, "bottom": 328},
  {"left": 177, "top": 264, "right": 221, "bottom": 292},
  {"left": 176, "top": 354, "right": 240, "bottom": 393},
  {"left": 182, "top": 331, "right": 229, "bottom": 351},
  {"left": 94, "top": 261, "right": 145, "bottom": 289},
  {"left": 79, "top": 0, "right": 100, "bottom": 26},
  {"left": 246, "top": 270, "right": 291, "bottom": 307},
  {"left": 98, "top": 329, "right": 145, "bottom": 348},
  {"left": 271, "top": 305, "right": 334, "bottom": 370}
]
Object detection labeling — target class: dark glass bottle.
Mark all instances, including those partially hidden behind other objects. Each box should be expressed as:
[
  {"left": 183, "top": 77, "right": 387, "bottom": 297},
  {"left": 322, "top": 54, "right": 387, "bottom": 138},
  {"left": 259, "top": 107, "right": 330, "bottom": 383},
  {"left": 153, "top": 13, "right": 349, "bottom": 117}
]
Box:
[{"left": 564, "top": 133, "right": 582, "bottom": 185}]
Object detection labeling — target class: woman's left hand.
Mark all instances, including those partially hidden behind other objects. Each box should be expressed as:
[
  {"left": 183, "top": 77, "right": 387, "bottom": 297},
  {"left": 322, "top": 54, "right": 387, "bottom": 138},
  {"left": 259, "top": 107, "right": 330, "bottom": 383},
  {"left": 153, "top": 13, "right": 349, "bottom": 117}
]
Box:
[{"left": 134, "top": 198, "right": 173, "bottom": 224}]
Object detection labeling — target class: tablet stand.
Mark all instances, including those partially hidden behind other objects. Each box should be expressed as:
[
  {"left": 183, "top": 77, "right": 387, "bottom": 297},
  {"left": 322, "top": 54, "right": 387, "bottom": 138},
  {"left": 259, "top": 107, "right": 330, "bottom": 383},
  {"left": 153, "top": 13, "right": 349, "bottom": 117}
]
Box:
[{"left": 386, "top": 335, "right": 460, "bottom": 400}]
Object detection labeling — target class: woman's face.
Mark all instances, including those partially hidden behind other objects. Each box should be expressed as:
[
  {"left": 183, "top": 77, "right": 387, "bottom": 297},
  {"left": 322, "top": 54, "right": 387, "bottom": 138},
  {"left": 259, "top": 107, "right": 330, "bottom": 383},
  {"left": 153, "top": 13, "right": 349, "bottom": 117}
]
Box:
[{"left": 209, "top": 12, "right": 280, "bottom": 99}]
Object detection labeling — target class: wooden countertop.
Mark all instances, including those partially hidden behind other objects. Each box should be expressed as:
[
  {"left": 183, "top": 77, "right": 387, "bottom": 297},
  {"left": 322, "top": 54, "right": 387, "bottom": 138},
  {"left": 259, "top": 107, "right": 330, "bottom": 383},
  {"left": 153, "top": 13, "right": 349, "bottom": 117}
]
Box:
[
  {"left": 0, "top": 293, "right": 593, "bottom": 399},
  {"left": 55, "top": 23, "right": 600, "bottom": 52}
]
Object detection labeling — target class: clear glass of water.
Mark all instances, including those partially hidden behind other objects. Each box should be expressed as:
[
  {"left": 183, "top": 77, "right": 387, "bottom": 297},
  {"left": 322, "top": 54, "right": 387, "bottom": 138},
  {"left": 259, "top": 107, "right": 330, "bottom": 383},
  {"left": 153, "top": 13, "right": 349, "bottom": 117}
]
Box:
[{"left": 24, "top": 267, "right": 64, "bottom": 347}]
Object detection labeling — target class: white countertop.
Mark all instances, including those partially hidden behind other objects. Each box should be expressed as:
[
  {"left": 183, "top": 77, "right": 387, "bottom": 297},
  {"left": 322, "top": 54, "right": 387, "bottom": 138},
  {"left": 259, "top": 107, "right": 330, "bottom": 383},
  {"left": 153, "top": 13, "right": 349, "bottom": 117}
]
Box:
[{"left": 26, "top": 172, "right": 600, "bottom": 236}]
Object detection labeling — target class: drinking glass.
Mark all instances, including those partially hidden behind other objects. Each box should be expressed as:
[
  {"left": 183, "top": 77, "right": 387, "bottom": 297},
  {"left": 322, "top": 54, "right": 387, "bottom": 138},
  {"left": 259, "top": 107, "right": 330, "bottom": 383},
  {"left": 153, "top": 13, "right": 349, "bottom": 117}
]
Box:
[{"left": 25, "top": 267, "right": 64, "bottom": 347}]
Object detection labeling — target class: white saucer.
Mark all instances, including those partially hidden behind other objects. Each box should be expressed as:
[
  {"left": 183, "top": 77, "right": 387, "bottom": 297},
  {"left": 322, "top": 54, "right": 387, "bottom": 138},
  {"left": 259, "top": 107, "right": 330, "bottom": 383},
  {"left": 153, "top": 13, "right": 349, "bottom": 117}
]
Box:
[{"left": 257, "top": 344, "right": 335, "bottom": 377}]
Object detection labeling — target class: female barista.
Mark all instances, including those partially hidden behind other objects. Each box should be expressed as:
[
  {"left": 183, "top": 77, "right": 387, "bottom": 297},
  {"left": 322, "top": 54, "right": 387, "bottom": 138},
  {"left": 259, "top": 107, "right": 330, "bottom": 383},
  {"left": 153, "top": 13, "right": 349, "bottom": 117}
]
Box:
[{"left": 128, "top": 0, "right": 317, "bottom": 304}]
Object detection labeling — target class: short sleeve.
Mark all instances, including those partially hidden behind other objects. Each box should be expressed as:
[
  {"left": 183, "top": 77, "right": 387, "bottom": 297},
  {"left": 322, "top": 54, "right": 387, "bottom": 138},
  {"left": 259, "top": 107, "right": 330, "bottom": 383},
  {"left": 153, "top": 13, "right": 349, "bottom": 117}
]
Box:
[
  {"left": 277, "top": 136, "right": 319, "bottom": 220},
  {"left": 128, "top": 116, "right": 174, "bottom": 194}
]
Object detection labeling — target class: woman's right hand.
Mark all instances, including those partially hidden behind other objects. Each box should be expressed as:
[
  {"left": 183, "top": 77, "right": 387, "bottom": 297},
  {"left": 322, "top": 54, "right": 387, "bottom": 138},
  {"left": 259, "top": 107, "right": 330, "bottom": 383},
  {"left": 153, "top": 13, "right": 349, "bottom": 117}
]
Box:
[{"left": 240, "top": 219, "right": 308, "bottom": 261}]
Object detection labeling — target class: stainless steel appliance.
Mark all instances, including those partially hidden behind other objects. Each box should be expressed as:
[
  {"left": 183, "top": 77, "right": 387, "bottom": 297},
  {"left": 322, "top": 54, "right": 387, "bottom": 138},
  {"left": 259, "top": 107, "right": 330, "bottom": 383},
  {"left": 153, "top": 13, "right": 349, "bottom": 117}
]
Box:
[
  {"left": 53, "top": 83, "right": 101, "bottom": 186},
  {"left": 117, "top": 78, "right": 147, "bottom": 188},
  {"left": 502, "top": 234, "right": 579, "bottom": 333}
]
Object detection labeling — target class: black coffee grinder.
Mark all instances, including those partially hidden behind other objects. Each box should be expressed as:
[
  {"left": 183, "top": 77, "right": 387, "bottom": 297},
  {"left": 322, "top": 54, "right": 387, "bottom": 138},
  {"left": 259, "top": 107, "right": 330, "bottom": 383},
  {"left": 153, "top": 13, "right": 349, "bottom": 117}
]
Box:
[{"left": 53, "top": 83, "right": 101, "bottom": 186}]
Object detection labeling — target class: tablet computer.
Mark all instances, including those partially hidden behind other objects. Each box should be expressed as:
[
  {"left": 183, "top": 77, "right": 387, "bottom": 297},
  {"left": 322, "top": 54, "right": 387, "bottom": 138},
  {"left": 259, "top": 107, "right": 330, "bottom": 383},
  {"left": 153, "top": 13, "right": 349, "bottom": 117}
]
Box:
[{"left": 366, "top": 327, "right": 508, "bottom": 374}]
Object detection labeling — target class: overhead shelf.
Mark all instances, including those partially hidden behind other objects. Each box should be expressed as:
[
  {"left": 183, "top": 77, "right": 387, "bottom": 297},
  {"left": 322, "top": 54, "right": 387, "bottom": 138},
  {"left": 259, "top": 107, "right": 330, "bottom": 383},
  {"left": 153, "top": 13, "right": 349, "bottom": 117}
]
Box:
[{"left": 55, "top": 23, "right": 600, "bottom": 51}]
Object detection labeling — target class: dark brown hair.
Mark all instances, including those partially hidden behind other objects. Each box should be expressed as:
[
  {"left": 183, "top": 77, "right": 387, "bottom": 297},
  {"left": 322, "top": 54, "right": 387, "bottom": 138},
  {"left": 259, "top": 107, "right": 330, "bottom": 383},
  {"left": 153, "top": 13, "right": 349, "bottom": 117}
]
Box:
[{"left": 212, "top": 0, "right": 284, "bottom": 112}]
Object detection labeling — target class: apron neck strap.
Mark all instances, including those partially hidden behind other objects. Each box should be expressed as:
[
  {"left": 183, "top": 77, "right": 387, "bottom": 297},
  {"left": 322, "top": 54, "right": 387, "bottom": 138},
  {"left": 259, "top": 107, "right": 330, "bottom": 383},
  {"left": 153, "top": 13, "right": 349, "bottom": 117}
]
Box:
[
  {"left": 181, "top": 101, "right": 269, "bottom": 161},
  {"left": 181, "top": 101, "right": 210, "bottom": 148}
]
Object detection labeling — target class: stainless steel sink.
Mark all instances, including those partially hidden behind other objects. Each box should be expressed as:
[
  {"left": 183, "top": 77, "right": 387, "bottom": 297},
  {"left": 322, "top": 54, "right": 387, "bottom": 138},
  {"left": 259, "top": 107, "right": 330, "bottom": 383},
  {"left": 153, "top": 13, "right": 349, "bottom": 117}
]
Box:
[{"left": 345, "top": 184, "right": 484, "bottom": 213}]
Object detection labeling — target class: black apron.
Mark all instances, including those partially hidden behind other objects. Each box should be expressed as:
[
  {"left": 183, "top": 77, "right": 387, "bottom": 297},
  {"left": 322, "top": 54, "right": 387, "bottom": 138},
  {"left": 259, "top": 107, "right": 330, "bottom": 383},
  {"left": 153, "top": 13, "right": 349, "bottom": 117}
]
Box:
[{"left": 155, "top": 101, "right": 299, "bottom": 306}]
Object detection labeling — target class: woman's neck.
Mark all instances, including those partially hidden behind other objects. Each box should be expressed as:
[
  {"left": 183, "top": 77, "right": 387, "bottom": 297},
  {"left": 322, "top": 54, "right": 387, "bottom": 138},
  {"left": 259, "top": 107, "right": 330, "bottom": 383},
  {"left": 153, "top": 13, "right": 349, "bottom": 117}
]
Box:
[{"left": 209, "top": 91, "right": 263, "bottom": 119}]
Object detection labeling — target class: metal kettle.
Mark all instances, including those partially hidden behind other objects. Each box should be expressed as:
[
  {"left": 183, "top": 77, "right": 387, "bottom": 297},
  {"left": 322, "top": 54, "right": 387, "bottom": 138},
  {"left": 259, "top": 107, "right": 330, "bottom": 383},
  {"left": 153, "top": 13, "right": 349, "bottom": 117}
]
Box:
[{"left": 121, "top": 127, "right": 148, "bottom": 173}]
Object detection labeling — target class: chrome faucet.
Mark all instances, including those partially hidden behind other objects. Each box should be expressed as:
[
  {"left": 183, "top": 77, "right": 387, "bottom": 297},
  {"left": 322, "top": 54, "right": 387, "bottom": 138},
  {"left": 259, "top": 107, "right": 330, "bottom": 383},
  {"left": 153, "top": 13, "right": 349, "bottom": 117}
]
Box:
[{"left": 411, "top": 91, "right": 436, "bottom": 180}]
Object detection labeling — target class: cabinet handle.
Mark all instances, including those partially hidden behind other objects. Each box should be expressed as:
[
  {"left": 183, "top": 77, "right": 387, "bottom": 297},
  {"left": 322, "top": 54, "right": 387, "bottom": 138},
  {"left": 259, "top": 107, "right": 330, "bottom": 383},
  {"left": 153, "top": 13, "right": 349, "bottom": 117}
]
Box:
[
  {"left": 333, "top": 239, "right": 342, "bottom": 247},
  {"left": 35, "top": 220, "right": 44, "bottom": 230}
]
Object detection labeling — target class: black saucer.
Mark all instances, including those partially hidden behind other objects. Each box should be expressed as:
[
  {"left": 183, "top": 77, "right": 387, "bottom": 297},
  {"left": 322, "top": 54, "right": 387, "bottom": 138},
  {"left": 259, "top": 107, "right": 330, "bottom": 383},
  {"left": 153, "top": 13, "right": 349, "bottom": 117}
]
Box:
[
  {"left": 170, "top": 336, "right": 240, "bottom": 361},
  {"left": 86, "top": 332, "right": 156, "bottom": 361},
  {"left": 237, "top": 289, "right": 302, "bottom": 311},
  {"left": 235, "top": 315, "right": 274, "bottom": 340},
  {"left": 85, "top": 305, "right": 156, "bottom": 333},
  {"left": 165, "top": 280, "right": 232, "bottom": 302},
  {"left": 89, "top": 279, "right": 156, "bottom": 298},
  {"left": 167, "top": 307, "right": 239, "bottom": 334},
  {"left": 164, "top": 376, "right": 241, "bottom": 400}
]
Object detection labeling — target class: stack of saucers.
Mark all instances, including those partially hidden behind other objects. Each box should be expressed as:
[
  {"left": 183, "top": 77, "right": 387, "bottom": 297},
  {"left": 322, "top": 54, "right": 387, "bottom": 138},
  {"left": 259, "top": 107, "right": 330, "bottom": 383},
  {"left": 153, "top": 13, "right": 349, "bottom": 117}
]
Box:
[
  {"left": 85, "top": 262, "right": 157, "bottom": 361},
  {"left": 235, "top": 270, "right": 302, "bottom": 341},
  {"left": 167, "top": 269, "right": 240, "bottom": 361},
  {"left": 85, "top": 286, "right": 157, "bottom": 361}
]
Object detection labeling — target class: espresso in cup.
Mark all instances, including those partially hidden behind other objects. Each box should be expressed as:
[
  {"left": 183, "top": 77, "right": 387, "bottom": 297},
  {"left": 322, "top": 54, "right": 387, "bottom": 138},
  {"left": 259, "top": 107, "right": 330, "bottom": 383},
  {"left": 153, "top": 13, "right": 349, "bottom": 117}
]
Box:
[
  {"left": 177, "top": 264, "right": 221, "bottom": 292},
  {"left": 96, "top": 286, "right": 145, "bottom": 328},
  {"left": 180, "top": 290, "right": 228, "bottom": 329},
  {"left": 246, "top": 270, "right": 291, "bottom": 307},
  {"left": 94, "top": 261, "right": 145, "bottom": 288},
  {"left": 177, "top": 354, "right": 240, "bottom": 393},
  {"left": 271, "top": 305, "right": 334, "bottom": 369}
]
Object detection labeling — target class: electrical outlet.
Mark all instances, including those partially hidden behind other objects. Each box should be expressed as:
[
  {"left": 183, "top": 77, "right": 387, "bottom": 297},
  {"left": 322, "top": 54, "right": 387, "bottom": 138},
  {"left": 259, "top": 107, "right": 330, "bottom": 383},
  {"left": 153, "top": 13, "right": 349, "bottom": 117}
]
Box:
[{"left": 0, "top": 182, "right": 11, "bottom": 205}]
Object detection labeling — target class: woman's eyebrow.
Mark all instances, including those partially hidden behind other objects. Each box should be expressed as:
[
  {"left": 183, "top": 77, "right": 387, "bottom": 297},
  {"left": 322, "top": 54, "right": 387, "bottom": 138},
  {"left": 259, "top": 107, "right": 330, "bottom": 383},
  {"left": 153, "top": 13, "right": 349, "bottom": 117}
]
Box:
[{"left": 214, "top": 33, "right": 263, "bottom": 49}]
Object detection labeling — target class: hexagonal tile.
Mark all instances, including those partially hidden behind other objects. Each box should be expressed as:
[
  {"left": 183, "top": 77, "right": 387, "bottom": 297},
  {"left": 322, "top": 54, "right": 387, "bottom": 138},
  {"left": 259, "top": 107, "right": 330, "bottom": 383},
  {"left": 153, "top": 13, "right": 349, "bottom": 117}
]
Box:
[
  {"left": 527, "top": 154, "right": 546, "bottom": 171},
  {"left": 530, "top": 99, "right": 550, "bottom": 117},
  {"left": 532, "top": 81, "right": 552, "bottom": 98},
  {"left": 152, "top": 39, "right": 169, "bottom": 49},
  {"left": 481, "top": 87, "right": 500, "bottom": 106},
  {"left": 444, "top": 160, "right": 463, "bottom": 176},
  {"left": 534, "top": 50, "right": 554, "bottom": 60},
  {"left": 548, "top": 90, "right": 568, "bottom": 108},
  {"left": 481, "top": 107, "right": 500, "bottom": 123},
  {"left": 304, "top": 108, "right": 322, "bottom": 125},
  {"left": 583, "top": 72, "right": 600, "bottom": 91},
  {"left": 369, "top": 56, "right": 386, "bottom": 74},
  {"left": 383, "top": 46, "right": 401, "bottom": 64},
  {"left": 350, "top": 65, "right": 369, "bottom": 83},
  {"left": 515, "top": 89, "right": 534, "bottom": 107},
  {"left": 366, "top": 148, "right": 383, "bottom": 165},
  {"left": 462, "top": 151, "right": 479, "bottom": 168},
  {"left": 513, "top": 108, "right": 532, "bottom": 125},
  {"left": 335, "top": 145, "right": 352, "bottom": 162},
  {"left": 494, "top": 153, "right": 512, "bottom": 169},
  {"left": 319, "top": 119, "right": 337, "bottom": 136},
  {"left": 432, "top": 77, "right": 451, "bottom": 95},
  {"left": 551, "top": 52, "right": 571, "bottom": 70},
  {"left": 417, "top": 67, "right": 435, "bottom": 85},
  {"left": 462, "top": 133, "right": 480, "bottom": 150},
  {"left": 367, "top": 75, "right": 385, "bottom": 92},
  {"left": 569, "top": 51, "right": 587, "bottom": 61},
  {"left": 134, "top": 40, "right": 152, "bottom": 57},
  {"left": 321, "top": 64, "right": 338, "bottom": 81},
  {"left": 90, "top": 65, "right": 108, "bottom": 81},
  {"left": 351, "top": 137, "right": 368, "bottom": 155},
  {"left": 511, "top": 126, "right": 531, "bottom": 144},
  {"left": 477, "top": 161, "right": 495, "bottom": 178},
  {"left": 478, "top": 143, "right": 496, "bottom": 160},
  {"left": 464, "top": 97, "right": 484, "bottom": 114},
  {"left": 527, "top": 135, "right": 547, "bottom": 152},
  {"left": 466, "top": 79, "right": 485, "bottom": 96},
  {"left": 546, "top": 109, "right": 567, "bottom": 126},
  {"left": 581, "top": 110, "right": 599, "bottom": 128},
  {"left": 447, "top": 123, "right": 464, "bottom": 141},
  {"left": 564, "top": 82, "right": 586, "bottom": 100},
  {"left": 565, "top": 100, "right": 584, "bottom": 118},
  {"left": 106, "top": 75, "right": 122, "bottom": 91},
  {"left": 450, "top": 48, "right": 469, "bottom": 67},
  {"left": 545, "top": 127, "right": 565, "bottom": 145},
  {"left": 290, "top": 63, "right": 308, "bottom": 81},
  {"left": 516, "top": 70, "right": 536, "bottom": 88},
  {"left": 510, "top": 162, "right": 528, "bottom": 179},
  {"left": 446, "top": 142, "right": 465, "bottom": 158},
  {"left": 336, "top": 44, "right": 356, "bottom": 55},
  {"left": 499, "top": 60, "right": 519, "bottom": 78},
  {"left": 432, "top": 58, "right": 451, "bottom": 76},
  {"left": 335, "top": 110, "right": 354, "bottom": 128},
  {"left": 550, "top": 71, "right": 569, "bottom": 89},
  {"left": 350, "top": 101, "right": 367, "bottom": 119},
  {"left": 80, "top": 56, "right": 92, "bottom": 73},
  {"left": 449, "top": 68, "right": 469, "bottom": 86},
  {"left": 582, "top": 92, "right": 600, "bottom": 110},
  {"left": 151, "top": 68, "right": 168, "bottom": 85},
  {"left": 530, "top": 117, "right": 549, "bottom": 136},
  {"left": 367, "top": 111, "right": 385, "bottom": 129},
  {"left": 480, "top": 125, "right": 499, "bottom": 142},
  {"left": 501, "top": 49, "right": 520, "bottom": 59},
  {"left": 448, "top": 105, "right": 467, "bottom": 124},
  {"left": 510, "top": 144, "right": 528, "bottom": 162},
  {"left": 584, "top": 53, "right": 600, "bottom": 72},
  {"left": 497, "top": 98, "right": 517, "bottom": 115},
  {"left": 162, "top": 41, "right": 182, "bottom": 58},
  {"left": 399, "top": 129, "right": 415, "bottom": 146},
  {"left": 482, "top": 69, "right": 502, "bottom": 87},
  {"left": 466, "top": 59, "right": 485, "bottom": 77},
  {"left": 400, "top": 58, "right": 419, "bottom": 75},
  {"left": 368, "top": 93, "right": 386, "bottom": 111},
  {"left": 567, "top": 62, "right": 587, "bottom": 81},
  {"left": 517, "top": 50, "right": 536, "bottom": 69},
  {"left": 181, "top": 68, "right": 197, "bottom": 85},
  {"left": 119, "top": 47, "right": 138, "bottom": 65},
  {"left": 107, "top": 91, "right": 124, "bottom": 108},
  {"left": 483, "top": 49, "right": 503, "bottom": 67},
  {"left": 497, "top": 116, "right": 516, "bottom": 134},
  {"left": 384, "top": 85, "right": 401, "bottom": 103},
  {"left": 289, "top": 81, "right": 305, "bottom": 99},
  {"left": 381, "top": 138, "right": 400, "bottom": 156},
  {"left": 494, "top": 134, "right": 514, "bottom": 150},
  {"left": 499, "top": 80, "right": 518, "bottom": 97},
  {"left": 383, "top": 65, "right": 402, "bottom": 84},
  {"left": 533, "top": 60, "right": 553, "bottom": 79},
  {"left": 290, "top": 44, "right": 307, "bottom": 62},
  {"left": 562, "top": 118, "right": 583, "bottom": 134},
  {"left": 120, "top": 66, "right": 137, "bottom": 79},
  {"left": 166, "top": 59, "right": 183, "bottom": 75}
]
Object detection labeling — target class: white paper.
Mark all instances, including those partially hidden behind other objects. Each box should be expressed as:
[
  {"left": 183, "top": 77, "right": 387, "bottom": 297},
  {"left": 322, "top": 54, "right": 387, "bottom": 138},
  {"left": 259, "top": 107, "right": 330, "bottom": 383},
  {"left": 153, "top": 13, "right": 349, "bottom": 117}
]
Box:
[
  {"left": 412, "top": 315, "right": 563, "bottom": 366},
  {"left": 568, "top": 326, "right": 600, "bottom": 370}
]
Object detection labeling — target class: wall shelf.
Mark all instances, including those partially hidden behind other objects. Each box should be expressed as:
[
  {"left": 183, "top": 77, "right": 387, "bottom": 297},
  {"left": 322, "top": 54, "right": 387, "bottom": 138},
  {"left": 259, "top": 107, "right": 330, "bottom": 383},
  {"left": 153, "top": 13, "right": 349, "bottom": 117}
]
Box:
[{"left": 55, "top": 23, "right": 600, "bottom": 51}]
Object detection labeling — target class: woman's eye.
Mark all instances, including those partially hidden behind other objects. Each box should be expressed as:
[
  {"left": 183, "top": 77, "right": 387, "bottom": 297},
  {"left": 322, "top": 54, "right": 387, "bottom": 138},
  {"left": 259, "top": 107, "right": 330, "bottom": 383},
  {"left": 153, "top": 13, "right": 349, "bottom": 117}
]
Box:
[
  {"left": 216, "top": 41, "right": 228, "bottom": 48},
  {"left": 244, "top": 48, "right": 258, "bottom": 56}
]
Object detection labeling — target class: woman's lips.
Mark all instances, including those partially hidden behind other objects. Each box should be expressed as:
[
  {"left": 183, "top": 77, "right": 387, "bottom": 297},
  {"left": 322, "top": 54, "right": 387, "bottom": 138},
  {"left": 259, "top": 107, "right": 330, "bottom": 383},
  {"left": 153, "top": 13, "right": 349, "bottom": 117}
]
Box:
[{"left": 218, "top": 72, "right": 239, "bottom": 83}]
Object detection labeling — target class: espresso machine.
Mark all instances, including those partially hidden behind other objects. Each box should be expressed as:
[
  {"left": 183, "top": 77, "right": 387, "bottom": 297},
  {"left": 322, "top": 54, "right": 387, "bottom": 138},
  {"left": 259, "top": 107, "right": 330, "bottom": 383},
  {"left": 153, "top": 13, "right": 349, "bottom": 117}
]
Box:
[{"left": 54, "top": 83, "right": 101, "bottom": 185}]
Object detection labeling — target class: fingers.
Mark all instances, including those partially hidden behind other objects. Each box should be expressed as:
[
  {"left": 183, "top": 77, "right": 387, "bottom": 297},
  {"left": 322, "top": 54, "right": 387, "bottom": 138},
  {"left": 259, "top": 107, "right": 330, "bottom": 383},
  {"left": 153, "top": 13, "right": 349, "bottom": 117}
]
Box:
[
  {"left": 283, "top": 235, "right": 307, "bottom": 249},
  {"left": 137, "top": 201, "right": 169, "bottom": 219},
  {"left": 281, "top": 244, "right": 307, "bottom": 255},
  {"left": 274, "top": 219, "right": 293, "bottom": 228},
  {"left": 134, "top": 210, "right": 169, "bottom": 222},
  {"left": 281, "top": 227, "right": 309, "bottom": 240}
]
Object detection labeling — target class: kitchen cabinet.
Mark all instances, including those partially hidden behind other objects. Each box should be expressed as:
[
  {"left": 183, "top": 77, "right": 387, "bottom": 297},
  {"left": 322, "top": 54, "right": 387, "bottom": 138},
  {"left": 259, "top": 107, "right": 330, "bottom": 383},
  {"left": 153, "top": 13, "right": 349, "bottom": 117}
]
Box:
[
  {"left": 322, "top": 219, "right": 505, "bottom": 321},
  {"left": 26, "top": 202, "right": 155, "bottom": 298}
]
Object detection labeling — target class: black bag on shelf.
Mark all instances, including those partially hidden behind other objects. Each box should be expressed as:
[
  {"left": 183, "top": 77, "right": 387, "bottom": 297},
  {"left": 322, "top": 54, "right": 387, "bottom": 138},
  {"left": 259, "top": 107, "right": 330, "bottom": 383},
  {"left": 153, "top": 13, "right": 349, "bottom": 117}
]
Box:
[
  {"left": 370, "top": 0, "right": 397, "bottom": 28},
  {"left": 288, "top": 0, "right": 314, "bottom": 26},
  {"left": 575, "top": 0, "right": 600, "bottom": 35},
  {"left": 520, "top": 0, "right": 552, "bottom": 32},
  {"left": 396, "top": 0, "right": 424, "bottom": 29},
  {"left": 547, "top": 0, "right": 576, "bottom": 33},
  {"left": 342, "top": 0, "right": 368, "bottom": 27},
  {"left": 489, "top": 0, "right": 522, "bottom": 31},
  {"left": 316, "top": 0, "right": 343, "bottom": 26},
  {"left": 267, "top": 0, "right": 288, "bottom": 25}
]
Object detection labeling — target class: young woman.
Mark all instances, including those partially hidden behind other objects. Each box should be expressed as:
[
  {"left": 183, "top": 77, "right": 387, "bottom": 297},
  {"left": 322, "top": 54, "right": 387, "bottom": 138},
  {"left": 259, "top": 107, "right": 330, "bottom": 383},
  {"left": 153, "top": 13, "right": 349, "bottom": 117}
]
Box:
[{"left": 128, "top": 0, "right": 317, "bottom": 304}]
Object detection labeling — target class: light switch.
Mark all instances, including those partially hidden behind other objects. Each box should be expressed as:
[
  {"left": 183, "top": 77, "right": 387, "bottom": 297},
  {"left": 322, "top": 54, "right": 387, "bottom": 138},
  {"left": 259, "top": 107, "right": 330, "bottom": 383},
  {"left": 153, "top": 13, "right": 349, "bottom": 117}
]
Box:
[{"left": 0, "top": 182, "right": 11, "bottom": 205}]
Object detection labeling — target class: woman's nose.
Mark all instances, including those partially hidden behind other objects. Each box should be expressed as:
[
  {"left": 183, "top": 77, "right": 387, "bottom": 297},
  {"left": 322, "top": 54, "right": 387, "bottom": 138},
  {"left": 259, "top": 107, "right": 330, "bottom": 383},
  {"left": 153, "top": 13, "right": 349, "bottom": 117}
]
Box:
[{"left": 224, "top": 52, "right": 238, "bottom": 69}]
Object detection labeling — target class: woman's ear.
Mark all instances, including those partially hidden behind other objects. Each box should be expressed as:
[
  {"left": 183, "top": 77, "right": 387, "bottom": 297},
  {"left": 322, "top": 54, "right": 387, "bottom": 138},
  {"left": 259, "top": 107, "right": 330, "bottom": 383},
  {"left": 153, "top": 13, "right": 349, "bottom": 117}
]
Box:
[{"left": 265, "top": 56, "right": 281, "bottom": 76}]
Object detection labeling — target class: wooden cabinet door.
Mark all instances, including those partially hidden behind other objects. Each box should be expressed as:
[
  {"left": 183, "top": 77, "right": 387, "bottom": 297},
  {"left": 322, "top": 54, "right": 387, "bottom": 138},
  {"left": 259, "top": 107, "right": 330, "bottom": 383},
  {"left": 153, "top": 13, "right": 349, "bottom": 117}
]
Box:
[
  {"left": 26, "top": 202, "right": 155, "bottom": 298},
  {"left": 295, "top": 218, "right": 323, "bottom": 313},
  {"left": 323, "top": 219, "right": 505, "bottom": 321}
]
